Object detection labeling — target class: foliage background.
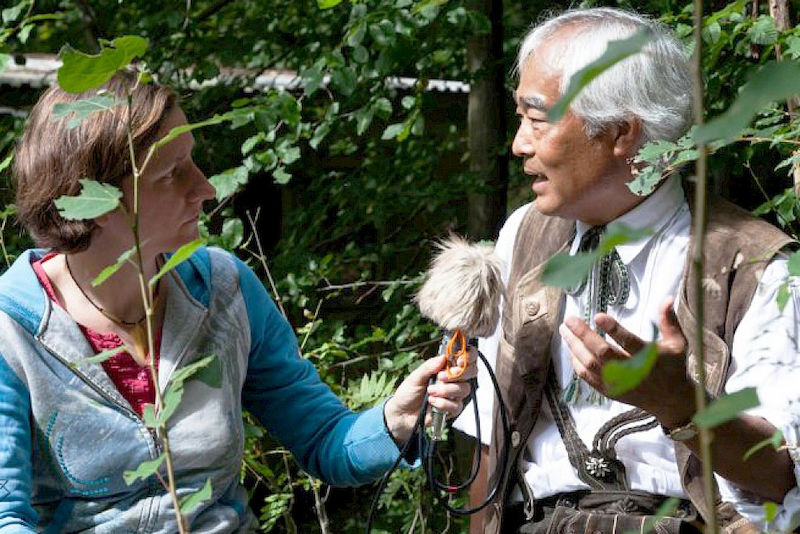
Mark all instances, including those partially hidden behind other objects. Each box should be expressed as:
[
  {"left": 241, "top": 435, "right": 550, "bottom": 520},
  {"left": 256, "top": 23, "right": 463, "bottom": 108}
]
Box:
[{"left": 2, "top": 0, "right": 800, "bottom": 532}]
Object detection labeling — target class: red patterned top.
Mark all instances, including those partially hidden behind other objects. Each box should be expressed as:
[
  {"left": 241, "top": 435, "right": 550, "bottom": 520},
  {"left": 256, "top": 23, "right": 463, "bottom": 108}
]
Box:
[{"left": 32, "top": 253, "right": 160, "bottom": 416}]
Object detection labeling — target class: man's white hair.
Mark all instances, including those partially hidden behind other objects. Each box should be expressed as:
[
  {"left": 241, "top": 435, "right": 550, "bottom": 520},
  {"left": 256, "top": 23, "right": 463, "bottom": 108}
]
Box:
[{"left": 517, "top": 7, "right": 692, "bottom": 143}]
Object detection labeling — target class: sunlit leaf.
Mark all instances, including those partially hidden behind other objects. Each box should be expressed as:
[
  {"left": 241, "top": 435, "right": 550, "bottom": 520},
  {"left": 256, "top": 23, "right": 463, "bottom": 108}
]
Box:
[
  {"left": 52, "top": 94, "right": 122, "bottom": 129},
  {"left": 70, "top": 345, "right": 128, "bottom": 367},
  {"left": 602, "top": 343, "right": 658, "bottom": 396},
  {"left": 180, "top": 478, "right": 212, "bottom": 513},
  {"left": 91, "top": 247, "right": 135, "bottom": 287},
  {"left": 788, "top": 250, "right": 800, "bottom": 276},
  {"left": 763, "top": 501, "right": 779, "bottom": 522},
  {"left": 273, "top": 166, "right": 291, "bottom": 184},
  {"left": 2, "top": 1, "right": 29, "bottom": 24},
  {"left": 747, "top": 15, "right": 778, "bottom": 46},
  {"left": 169, "top": 354, "right": 218, "bottom": 388},
  {"left": 541, "top": 224, "right": 652, "bottom": 289},
  {"left": 0, "top": 152, "right": 12, "bottom": 173},
  {"left": 220, "top": 218, "right": 244, "bottom": 250},
  {"left": 541, "top": 251, "right": 596, "bottom": 289},
  {"left": 54, "top": 179, "right": 122, "bottom": 220},
  {"left": 194, "top": 355, "right": 223, "bottom": 388},
  {"left": 58, "top": 36, "right": 148, "bottom": 93},
  {"left": 548, "top": 30, "right": 653, "bottom": 122},
  {"left": 149, "top": 238, "right": 205, "bottom": 288},
  {"left": 208, "top": 166, "right": 248, "bottom": 201},
  {"left": 0, "top": 54, "right": 9, "bottom": 77},
  {"left": 695, "top": 61, "right": 800, "bottom": 143},
  {"left": 693, "top": 388, "right": 759, "bottom": 428},
  {"left": 123, "top": 454, "right": 165, "bottom": 485},
  {"left": 743, "top": 429, "right": 783, "bottom": 461},
  {"left": 777, "top": 282, "right": 790, "bottom": 312},
  {"left": 151, "top": 114, "right": 229, "bottom": 150},
  {"left": 159, "top": 383, "right": 184, "bottom": 425},
  {"left": 317, "top": 0, "right": 343, "bottom": 10},
  {"left": 142, "top": 404, "right": 157, "bottom": 428}
]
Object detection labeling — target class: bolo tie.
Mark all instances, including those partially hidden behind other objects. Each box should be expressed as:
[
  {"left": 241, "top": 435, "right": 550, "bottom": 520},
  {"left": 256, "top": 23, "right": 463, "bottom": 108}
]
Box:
[{"left": 563, "top": 225, "right": 630, "bottom": 405}]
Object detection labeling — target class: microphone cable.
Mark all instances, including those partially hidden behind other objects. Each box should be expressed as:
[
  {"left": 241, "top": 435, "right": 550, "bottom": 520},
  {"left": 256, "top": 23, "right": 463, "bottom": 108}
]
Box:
[{"left": 364, "top": 348, "right": 510, "bottom": 533}]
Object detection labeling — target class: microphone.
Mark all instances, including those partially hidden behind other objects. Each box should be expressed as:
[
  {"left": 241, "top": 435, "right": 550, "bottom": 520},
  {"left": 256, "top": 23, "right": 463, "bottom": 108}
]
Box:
[{"left": 416, "top": 235, "right": 504, "bottom": 440}]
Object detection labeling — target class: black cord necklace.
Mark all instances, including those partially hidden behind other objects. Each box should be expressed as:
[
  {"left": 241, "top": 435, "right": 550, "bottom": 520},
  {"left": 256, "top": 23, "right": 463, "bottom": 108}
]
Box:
[{"left": 64, "top": 254, "right": 145, "bottom": 328}]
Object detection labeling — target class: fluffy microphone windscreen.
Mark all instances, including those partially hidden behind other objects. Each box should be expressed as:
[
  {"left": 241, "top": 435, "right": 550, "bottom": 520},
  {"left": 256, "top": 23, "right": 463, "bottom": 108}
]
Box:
[{"left": 415, "top": 235, "right": 504, "bottom": 338}]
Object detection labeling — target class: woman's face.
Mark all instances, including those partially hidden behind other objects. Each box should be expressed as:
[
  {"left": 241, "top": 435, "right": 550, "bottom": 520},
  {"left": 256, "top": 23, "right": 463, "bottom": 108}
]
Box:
[{"left": 106, "top": 106, "right": 215, "bottom": 255}]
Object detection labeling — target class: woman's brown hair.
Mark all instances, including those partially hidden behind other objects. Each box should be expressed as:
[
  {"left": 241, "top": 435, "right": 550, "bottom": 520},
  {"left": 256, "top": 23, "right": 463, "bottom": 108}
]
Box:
[{"left": 13, "top": 69, "right": 176, "bottom": 252}]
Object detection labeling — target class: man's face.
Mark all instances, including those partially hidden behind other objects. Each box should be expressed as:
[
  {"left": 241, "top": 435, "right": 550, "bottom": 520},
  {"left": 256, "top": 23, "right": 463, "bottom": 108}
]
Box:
[{"left": 512, "top": 54, "right": 635, "bottom": 224}]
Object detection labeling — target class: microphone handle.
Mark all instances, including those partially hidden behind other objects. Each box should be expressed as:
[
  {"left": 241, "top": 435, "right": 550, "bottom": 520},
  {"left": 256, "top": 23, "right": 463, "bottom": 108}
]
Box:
[{"left": 430, "top": 329, "right": 465, "bottom": 441}]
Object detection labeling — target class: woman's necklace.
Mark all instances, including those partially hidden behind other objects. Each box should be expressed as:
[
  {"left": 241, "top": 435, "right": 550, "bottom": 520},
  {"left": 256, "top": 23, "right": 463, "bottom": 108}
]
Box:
[{"left": 64, "top": 254, "right": 146, "bottom": 328}]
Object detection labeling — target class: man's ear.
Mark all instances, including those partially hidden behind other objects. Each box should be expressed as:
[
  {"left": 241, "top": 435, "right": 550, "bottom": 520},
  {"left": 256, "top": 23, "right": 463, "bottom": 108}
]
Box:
[{"left": 612, "top": 117, "right": 642, "bottom": 159}]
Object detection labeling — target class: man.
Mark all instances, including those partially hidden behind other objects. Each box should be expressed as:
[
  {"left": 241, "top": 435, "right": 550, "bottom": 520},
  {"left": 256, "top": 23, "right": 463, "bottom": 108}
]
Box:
[{"left": 459, "top": 7, "right": 800, "bottom": 533}]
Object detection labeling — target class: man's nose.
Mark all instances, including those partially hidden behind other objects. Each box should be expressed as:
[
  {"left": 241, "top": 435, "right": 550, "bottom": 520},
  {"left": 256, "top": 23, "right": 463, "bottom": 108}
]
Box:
[{"left": 511, "top": 122, "right": 533, "bottom": 157}]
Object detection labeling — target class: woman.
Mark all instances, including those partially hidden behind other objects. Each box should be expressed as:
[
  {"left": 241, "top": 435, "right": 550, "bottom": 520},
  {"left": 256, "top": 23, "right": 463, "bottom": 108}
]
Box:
[{"left": 0, "top": 70, "right": 474, "bottom": 532}]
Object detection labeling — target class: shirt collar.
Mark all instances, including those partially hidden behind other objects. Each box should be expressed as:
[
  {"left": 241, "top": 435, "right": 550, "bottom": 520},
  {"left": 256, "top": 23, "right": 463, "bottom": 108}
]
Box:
[{"left": 574, "top": 176, "right": 685, "bottom": 265}]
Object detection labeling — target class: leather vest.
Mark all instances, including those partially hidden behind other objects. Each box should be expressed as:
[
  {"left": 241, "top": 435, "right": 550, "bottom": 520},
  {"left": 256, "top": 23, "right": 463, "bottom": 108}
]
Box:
[{"left": 483, "top": 195, "right": 796, "bottom": 533}]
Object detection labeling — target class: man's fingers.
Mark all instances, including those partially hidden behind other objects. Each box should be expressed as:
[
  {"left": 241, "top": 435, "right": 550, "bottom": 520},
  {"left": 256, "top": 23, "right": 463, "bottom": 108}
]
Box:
[
  {"left": 658, "top": 297, "right": 686, "bottom": 352},
  {"left": 595, "top": 313, "right": 645, "bottom": 355},
  {"left": 563, "top": 316, "right": 625, "bottom": 363}
]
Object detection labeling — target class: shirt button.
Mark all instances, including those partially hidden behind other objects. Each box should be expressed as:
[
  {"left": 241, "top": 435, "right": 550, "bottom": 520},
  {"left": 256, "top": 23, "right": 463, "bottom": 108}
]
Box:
[
  {"left": 524, "top": 299, "right": 540, "bottom": 316},
  {"left": 511, "top": 430, "right": 521, "bottom": 448}
]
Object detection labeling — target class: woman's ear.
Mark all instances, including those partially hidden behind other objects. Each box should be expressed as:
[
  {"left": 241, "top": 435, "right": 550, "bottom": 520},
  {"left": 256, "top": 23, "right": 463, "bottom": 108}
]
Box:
[{"left": 612, "top": 117, "right": 642, "bottom": 159}]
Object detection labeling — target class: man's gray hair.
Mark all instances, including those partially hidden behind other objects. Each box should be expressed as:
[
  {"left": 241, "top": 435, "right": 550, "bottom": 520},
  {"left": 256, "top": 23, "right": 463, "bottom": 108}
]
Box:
[{"left": 517, "top": 7, "right": 692, "bottom": 143}]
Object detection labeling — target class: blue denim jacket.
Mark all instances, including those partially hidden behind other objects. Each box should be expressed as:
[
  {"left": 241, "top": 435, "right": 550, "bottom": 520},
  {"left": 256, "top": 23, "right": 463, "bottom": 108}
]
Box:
[{"left": 0, "top": 247, "right": 403, "bottom": 533}]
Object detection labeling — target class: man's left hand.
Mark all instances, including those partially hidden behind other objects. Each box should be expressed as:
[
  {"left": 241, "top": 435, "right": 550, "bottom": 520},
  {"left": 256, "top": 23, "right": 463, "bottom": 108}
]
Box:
[{"left": 559, "top": 297, "right": 696, "bottom": 426}]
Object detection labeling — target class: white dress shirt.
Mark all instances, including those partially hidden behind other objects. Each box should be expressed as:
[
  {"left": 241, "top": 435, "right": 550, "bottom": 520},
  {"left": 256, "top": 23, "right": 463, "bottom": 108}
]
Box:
[{"left": 455, "top": 177, "right": 800, "bottom": 530}]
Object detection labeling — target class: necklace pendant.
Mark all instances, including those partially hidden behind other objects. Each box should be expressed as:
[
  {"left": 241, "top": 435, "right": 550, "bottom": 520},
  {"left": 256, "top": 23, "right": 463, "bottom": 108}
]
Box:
[{"left": 585, "top": 453, "right": 612, "bottom": 480}]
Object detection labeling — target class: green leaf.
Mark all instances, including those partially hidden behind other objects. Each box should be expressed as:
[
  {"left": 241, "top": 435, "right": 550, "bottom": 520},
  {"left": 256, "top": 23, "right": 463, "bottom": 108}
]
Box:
[
  {"left": 310, "top": 122, "right": 331, "bottom": 150},
  {"left": 373, "top": 97, "right": 392, "bottom": 119},
  {"left": 58, "top": 36, "right": 148, "bottom": 93},
  {"left": 180, "top": 478, "right": 213, "bottom": 514},
  {"left": 2, "top": 1, "right": 29, "bottom": 24},
  {"left": 280, "top": 146, "right": 301, "bottom": 165},
  {"left": 743, "top": 429, "right": 783, "bottom": 461},
  {"left": 159, "top": 383, "right": 184, "bottom": 425},
  {"left": 92, "top": 246, "right": 135, "bottom": 286},
  {"left": 54, "top": 179, "right": 122, "bottom": 220},
  {"left": 355, "top": 107, "right": 374, "bottom": 136},
  {"left": 151, "top": 114, "right": 229, "bottom": 150},
  {"left": 52, "top": 94, "right": 122, "bottom": 129},
  {"left": 169, "top": 354, "right": 219, "bottom": 388},
  {"left": 747, "top": 15, "right": 778, "bottom": 46},
  {"left": 602, "top": 343, "right": 658, "bottom": 396},
  {"left": 352, "top": 45, "right": 369, "bottom": 63},
  {"left": 0, "top": 152, "right": 13, "bottom": 173},
  {"left": 317, "top": 0, "right": 342, "bottom": 9},
  {"left": 331, "top": 67, "right": 356, "bottom": 96},
  {"left": 0, "top": 54, "right": 10, "bottom": 76},
  {"left": 209, "top": 166, "right": 249, "bottom": 201},
  {"left": 149, "top": 238, "right": 205, "bottom": 288},
  {"left": 194, "top": 354, "right": 223, "bottom": 388},
  {"left": 220, "top": 218, "right": 244, "bottom": 250},
  {"left": 763, "top": 501, "right": 779, "bottom": 522},
  {"left": 17, "top": 23, "right": 33, "bottom": 44},
  {"left": 548, "top": 30, "right": 653, "bottom": 122},
  {"left": 788, "top": 250, "right": 800, "bottom": 276},
  {"left": 273, "top": 166, "right": 291, "bottom": 184},
  {"left": 381, "top": 123, "right": 405, "bottom": 140},
  {"left": 541, "top": 251, "right": 597, "bottom": 289},
  {"left": 695, "top": 61, "right": 800, "bottom": 143},
  {"left": 777, "top": 282, "right": 790, "bottom": 312},
  {"left": 123, "top": 454, "right": 165, "bottom": 485},
  {"left": 300, "top": 63, "right": 325, "bottom": 97},
  {"left": 541, "top": 224, "right": 652, "bottom": 289},
  {"left": 70, "top": 345, "right": 128, "bottom": 367},
  {"left": 142, "top": 403, "right": 158, "bottom": 428},
  {"left": 693, "top": 388, "right": 760, "bottom": 428}
]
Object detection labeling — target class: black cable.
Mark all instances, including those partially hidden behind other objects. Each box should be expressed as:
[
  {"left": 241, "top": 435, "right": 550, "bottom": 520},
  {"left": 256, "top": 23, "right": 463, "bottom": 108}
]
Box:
[
  {"left": 424, "top": 348, "right": 510, "bottom": 516},
  {"left": 364, "top": 349, "right": 511, "bottom": 533}
]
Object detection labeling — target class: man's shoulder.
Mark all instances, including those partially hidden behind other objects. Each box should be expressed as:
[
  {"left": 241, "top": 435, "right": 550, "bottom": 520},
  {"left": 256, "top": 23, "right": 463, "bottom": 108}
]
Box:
[{"left": 705, "top": 196, "right": 795, "bottom": 253}]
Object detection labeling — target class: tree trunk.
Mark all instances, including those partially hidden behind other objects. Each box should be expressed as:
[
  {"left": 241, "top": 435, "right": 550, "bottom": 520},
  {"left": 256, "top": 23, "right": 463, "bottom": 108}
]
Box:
[{"left": 466, "top": 0, "right": 508, "bottom": 241}]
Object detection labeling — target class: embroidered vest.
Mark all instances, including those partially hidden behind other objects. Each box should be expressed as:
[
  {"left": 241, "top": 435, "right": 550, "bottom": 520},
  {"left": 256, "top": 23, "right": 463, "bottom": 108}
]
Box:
[{"left": 483, "top": 195, "right": 796, "bottom": 534}]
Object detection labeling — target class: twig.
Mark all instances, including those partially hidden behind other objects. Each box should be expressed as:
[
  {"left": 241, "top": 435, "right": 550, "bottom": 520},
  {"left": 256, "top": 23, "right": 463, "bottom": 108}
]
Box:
[
  {"left": 318, "top": 280, "right": 417, "bottom": 292},
  {"left": 244, "top": 209, "right": 286, "bottom": 318},
  {"left": 0, "top": 216, "right": 10, "bottom": 269},
  {"left": 691, "top": 2, "right": 717, "bottom": 532},
  {"left": 300, "top": 299, "right": 322, "bottom": 352},
  {"left": 309, "top": 475, "right": 331, "bottom": 534}
]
